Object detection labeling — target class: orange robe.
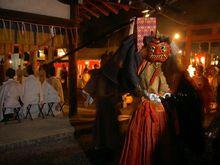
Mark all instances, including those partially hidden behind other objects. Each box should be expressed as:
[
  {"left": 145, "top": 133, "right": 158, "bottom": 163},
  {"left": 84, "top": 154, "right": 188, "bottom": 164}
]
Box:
[{"left": 120, "top": 61, "right": 170, "bottom": 165}]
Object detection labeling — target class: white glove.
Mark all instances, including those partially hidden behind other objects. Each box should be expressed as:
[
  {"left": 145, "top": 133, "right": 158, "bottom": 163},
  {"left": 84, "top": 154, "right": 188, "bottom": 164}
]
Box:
[
  {"left": 162, "top": 92, "right": 171, "bottom": 98},
  {"left": 143, "top": 90, "right": 161, "bottom": 103},
  {"left": 149, "top": 93, "right": 161, "bottom": 103}
]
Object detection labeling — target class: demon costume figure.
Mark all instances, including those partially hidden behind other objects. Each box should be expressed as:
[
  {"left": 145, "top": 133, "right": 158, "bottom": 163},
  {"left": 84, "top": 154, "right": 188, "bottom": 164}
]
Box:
[
  {"left": 119, "top": 33, "right": 172, "bottom": 165},
  {"left": 84, "top": 27, "right": 173, "bottom": 163},
  {"left": 85, "top": 19, "right": 206, "bottom": 164}
]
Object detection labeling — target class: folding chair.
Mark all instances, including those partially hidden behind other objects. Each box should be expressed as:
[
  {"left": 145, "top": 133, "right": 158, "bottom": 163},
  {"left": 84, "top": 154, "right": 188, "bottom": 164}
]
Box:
[
  {"left": 38, "top": 103, "right": 45, "bottom": 118},
  {"left": 14, "top": 107, "right": 21, "bottom": 122},
  {"left": 25, "top": 104, "right": 33, "bottom": 120},
  {"left": 47, "top": 102, "right": 55, "bottom": 117},
  {"left": 2, "top": 107, "right": 21, "bottom": 124},
  {"left": 57, "top": 102, "right": 65, "bottom": 115}
]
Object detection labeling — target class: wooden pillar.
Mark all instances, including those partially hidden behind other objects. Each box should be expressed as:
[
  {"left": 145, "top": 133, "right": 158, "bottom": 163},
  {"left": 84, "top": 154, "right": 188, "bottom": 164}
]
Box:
[
  {"left": 184, "top": 30, "right": 191, "bottom": 69},
  {"left": 48, "top": 46, "right": 54, "bottom": 62},
  {"left": 68, "top": 0, "right": 78, "bottom": 116}
]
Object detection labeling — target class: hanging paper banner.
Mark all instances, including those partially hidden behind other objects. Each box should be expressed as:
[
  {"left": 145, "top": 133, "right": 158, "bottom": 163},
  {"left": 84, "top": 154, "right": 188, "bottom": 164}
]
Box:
[
  {"left": 65, "top": 28, "right": 69, "bottom": 47},
  {"left": 42, "top": 25, "right": 45, "bottom": 44},
  {"left": 70, "top": 29, "right": 74, "bottom": 42},
  {"left": 59, "top": 27, "right": 63, "bottom": 47},
  {"left": 9, "top": 21, "right": 12, "bottom": 43},
  {"left": 50, "top": 26, "right": 55, "bottom": 38},
  {"left": 36, "top": 24, "right": 39, "bottom": 45},
  {"left": 2, "top": 19, "right": 8, "bottom": 42},
  {"left": 21, "top": 22, "right": 26, "bottom": 36},
  {"left": 136, "top": 17, "right": 157, "bottom": 51},
  {"left": 17, "top": 22, "right": 24, "bottom": 44},
  {"left": 29, "top": 24, "right": 34, "bottom": 45},
  {"left": 0, "top": 19, "right": 72, "bottom": 52}
]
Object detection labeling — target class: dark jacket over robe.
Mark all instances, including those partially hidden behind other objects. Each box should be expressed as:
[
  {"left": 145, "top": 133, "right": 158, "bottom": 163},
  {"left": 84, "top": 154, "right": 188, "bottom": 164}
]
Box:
[{"left": 85, "top": 35, "right": 141, "bottom": 151}]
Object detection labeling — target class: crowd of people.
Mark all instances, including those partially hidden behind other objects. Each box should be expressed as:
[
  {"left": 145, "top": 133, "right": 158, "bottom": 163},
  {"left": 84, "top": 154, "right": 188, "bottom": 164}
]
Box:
[
  {"left": 0, "top": 63, "right": 64, "bottom": 122},
  {"left": 192, "top": 64, "right": 220, "bottom": 113}
]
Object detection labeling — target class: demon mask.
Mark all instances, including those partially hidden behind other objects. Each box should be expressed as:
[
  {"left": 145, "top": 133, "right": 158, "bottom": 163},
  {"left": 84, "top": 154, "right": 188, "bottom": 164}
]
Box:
[{"left": 143, "top": 36, "right": 171, "bottom": 63}]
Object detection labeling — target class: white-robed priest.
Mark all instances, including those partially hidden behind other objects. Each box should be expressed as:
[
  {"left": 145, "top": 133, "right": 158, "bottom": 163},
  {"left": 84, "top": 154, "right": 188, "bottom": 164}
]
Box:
[
  {"left": 0, "top": 68, "right": 23, "bottom": 121},
  {"left": 22, "top": 65, "right": 43, "bottom": 119}
]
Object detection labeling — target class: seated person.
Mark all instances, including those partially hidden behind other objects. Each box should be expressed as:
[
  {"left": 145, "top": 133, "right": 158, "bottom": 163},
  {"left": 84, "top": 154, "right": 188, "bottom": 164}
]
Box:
[
  {"left": 47, "top": 65, "right": 64, "bottom": 103},
  {"left": 0, "top": 68, "right": 23, "bottom": 121},
  {"left": 81, "top": 68, "right": 94, "bottom": 107},
  {"left": 47, "top": 65, "right": 64, "bottom": 115},
  {"left": 22, "top": 65, "right": 43, "bottom": 119}
]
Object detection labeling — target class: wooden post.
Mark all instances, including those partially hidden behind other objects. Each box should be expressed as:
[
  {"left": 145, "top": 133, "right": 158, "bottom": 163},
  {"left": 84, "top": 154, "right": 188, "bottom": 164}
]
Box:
[
  {"left": 68, "top": 0, "right": 78, "bottom": 116},
  {"left": 184, "top": 30, "right": 191, "bottom": 69}
]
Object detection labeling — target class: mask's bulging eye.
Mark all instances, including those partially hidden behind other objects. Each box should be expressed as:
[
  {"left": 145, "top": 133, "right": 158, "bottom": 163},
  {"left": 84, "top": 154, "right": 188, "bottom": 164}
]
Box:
[
  {"left": 161, "top": 46, "right": 166, "bottom": 52},
  {"left": 150, "top": 46, "right": 155, "bottom": 52}
]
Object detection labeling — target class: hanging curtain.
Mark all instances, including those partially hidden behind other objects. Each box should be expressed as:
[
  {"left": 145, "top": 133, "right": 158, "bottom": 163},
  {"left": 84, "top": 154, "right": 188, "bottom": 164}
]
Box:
[{"left": 0, "top": 19, "right": 71, "bottom": 64}]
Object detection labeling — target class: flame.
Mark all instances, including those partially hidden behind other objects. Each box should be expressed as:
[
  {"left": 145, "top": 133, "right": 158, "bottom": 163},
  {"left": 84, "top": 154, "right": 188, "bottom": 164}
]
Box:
[{"left": 187, "top": 64, "right": 196, "bottom": 77}]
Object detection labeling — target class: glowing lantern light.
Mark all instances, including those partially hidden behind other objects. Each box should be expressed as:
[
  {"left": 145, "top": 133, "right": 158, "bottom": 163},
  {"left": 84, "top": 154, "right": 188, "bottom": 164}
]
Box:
[
  {"left": 187, "top": 64, "right": 196, "bottom": 77},
  {"left": 144, "top": 14, "right": 150, "bottom": 17},
  {"left": 38, "top": 50, "right": 45, "bottom": 58},
  {"left": 142, "top": 9, "right": 150, "bottom": 13},
  {"left": 85, "top": 60, "right": 89, "bottom": 65},
  {"left": 57, "top": 49, "right": 66, "bottom": 57},
  {"left": 178, "top": 50, "right": 182, "bottom": 54},
  {"left": 173, "top": 33, "right": 180, "bottom": 40},
  {"left": 200, "top": 57, "right": 205, "bottom": 65}
]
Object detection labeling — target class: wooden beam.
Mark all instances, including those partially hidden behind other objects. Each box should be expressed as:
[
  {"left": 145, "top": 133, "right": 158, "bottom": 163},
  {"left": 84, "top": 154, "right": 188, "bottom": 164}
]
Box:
[
  {"left": 101, "top": 1, "right": 119, "bottom": 14},
  {"left": 86, "top": 0, "right": 109, "bottom": 16},
  {"left": 80, "top": 12, "right": 92, "bottom": 20},
  {"left": 79, "top": 4, "right": 100, "bottom": 18},
  {"left": 187, "top": 23, "right": 220, "bottom": 30},
  {"left": 0, "top": 8, "right": 77, "bottom": 27},
  {"left": 111, "top": 2, "right": 130, "bottom": 11},
  {"left": 48, "top": 19, "right": 134, "bottom": 64},
  {"left": 191, "top": 34, "right": 220, "bottom": 42}
]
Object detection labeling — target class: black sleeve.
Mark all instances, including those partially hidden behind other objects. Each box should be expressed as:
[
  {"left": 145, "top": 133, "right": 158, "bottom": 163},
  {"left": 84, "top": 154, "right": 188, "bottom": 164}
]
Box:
[{"left": 102, "top": 34, "right": 142, "bottom": 94}]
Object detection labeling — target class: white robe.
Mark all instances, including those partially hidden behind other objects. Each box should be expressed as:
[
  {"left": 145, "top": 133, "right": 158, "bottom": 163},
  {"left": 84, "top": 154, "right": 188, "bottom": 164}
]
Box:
[
  {"left": 41, "top": 80, "right": 60, "bottom": 115},
  {"left": 0, "top": 79, "right": 23, "bottom": 120},
  {"left": 22, "top": 75, "right": 43, "bottom": 119}
]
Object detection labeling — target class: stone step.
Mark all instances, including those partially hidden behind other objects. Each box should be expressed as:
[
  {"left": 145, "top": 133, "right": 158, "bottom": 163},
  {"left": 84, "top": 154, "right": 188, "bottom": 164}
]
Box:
[
  {"left": 73, "top": 115, "right": 130, "bottom": 138},
  {"left": 74, "top": 125, "right": 94, "bottom": 137},
  {"left": 70, "top": 116, "right": 95, "bottom": 126},
  {"left": 0, "top": 138, "right": 90, "bottom": 165},
  {"left": 0, "top": 129, "right": 75, "bottom": 153},
  {"left": 0, "top": 117, "right": 75, "bottom": 153}
]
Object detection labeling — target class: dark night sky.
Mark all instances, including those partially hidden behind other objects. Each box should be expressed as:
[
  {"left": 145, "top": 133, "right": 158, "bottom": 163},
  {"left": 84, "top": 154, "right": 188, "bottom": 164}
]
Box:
[
  {"left": 168, "top": 0, "right": 220, "bottom": 24},
  {"left": 157, "top": 0, "right": 220, "bottom": 36}
]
